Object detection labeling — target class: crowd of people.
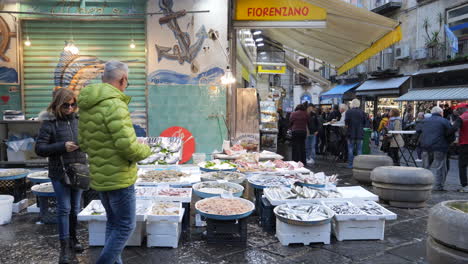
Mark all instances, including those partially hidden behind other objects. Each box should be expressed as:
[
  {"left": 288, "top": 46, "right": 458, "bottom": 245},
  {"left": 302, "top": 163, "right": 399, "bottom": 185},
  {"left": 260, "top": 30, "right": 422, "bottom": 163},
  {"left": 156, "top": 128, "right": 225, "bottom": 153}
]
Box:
[{"left": 283, "top": 100, "right": 468, "bottom": 193}]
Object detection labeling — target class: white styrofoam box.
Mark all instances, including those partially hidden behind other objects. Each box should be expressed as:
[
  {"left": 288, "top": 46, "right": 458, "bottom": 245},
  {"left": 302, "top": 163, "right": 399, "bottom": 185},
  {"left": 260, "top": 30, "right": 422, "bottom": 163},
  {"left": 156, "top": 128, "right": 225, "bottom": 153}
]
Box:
[
  {"left": 322, "top": 201, "right": 397, "bottom": 241},
  {"left": 78, "top": 200, "right": 152, "bottom": 222},
  {"left": 146, "top": 202, "right": 182, "bottom": 222},
  {"left": 154, "top": 188, "right": 192, "bottom": 203},
  {"left": 147, "top": 208, "right": 184, "bottom": 236},
  {"left": 275, "top": 219, "right": 331, "bottom": 246},
  {"left": 88, "top": 221, "right": 145, "bottom": 246},
  {"left": 265, "top": 186, "right": 378, "bottom": 206},
  {"left": 27, "top": 203, "right": 40, "bottom": 213},
  {"left": 12, "top": 199, "right": 28, "bottom": 213},
  {"left": 147, "top": 233, "right": 181, "bottom": 248},
  {"left": 7, "top": 149, "right": 28, "bottom": 162},
  {"left": 331, "top": 218, "right": 385, "bottom": 241}
]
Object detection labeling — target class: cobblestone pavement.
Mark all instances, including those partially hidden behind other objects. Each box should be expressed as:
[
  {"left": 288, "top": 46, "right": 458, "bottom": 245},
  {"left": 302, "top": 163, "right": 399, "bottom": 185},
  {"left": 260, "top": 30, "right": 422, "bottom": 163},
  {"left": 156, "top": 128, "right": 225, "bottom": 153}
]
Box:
[{"left": 0, "top": 143, "right": 466, "bottom": 264}]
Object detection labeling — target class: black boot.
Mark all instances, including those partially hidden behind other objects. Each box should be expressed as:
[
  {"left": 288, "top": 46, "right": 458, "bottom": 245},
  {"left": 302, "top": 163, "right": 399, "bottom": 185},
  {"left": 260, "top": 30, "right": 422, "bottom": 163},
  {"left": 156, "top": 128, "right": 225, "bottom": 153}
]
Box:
[
  {"left": 69, "top": 215, "right": 84, "bottom": 253},
  {"left": 59, "top": 239, "right": 71, "bottom": 264}
]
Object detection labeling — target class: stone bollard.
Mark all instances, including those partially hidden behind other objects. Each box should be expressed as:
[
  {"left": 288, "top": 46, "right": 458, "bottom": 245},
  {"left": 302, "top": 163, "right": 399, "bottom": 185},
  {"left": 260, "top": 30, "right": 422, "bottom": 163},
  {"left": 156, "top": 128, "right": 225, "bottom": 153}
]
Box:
[
  {"left": 370, "top": 166, "right": 434, "bottom": 208},
  {"left": 353, "top": 155, "right": 393, "bottom": 184},
  {"left": 427, "top": 200, "right": 468, "bottom": 264}
]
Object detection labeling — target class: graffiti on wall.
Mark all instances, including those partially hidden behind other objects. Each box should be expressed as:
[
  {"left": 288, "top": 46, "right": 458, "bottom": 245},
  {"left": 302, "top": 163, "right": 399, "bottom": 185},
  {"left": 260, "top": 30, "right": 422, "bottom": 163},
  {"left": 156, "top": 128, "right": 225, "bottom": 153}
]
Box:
[{"left": 155, "top": 0, "right": 207, "bottom": 73}]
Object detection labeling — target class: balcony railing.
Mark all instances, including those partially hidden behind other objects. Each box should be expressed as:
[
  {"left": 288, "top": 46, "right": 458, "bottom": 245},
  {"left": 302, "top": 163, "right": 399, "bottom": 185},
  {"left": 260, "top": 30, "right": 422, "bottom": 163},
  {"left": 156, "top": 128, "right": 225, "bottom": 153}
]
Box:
[{"left": 371, "top": 0, "right": 402, "bottom": 14}]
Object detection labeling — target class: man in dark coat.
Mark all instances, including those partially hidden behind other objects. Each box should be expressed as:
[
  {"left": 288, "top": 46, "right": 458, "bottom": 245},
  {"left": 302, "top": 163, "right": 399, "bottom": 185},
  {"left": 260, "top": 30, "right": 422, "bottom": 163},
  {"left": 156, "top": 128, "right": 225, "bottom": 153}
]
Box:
[
  {"left": 417, "top": 106, "right": 453, "bottom": 191},
  {"left": 345, "top": 99, "right": 366, "bottom": 168}
]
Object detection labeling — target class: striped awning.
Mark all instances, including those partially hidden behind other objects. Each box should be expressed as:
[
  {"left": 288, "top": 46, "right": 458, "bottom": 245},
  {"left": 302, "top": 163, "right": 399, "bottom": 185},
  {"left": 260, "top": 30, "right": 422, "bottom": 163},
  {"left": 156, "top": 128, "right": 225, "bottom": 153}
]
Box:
[{"left": 395, "top": 87, "right": 468, "bottom": 101}]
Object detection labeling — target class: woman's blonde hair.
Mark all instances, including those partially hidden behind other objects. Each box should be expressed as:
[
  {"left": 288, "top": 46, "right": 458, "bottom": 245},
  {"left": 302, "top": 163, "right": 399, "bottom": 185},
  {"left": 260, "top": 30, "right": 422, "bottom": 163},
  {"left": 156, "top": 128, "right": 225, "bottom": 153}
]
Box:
[
  {"left": 47, "top": 88, "right": 76, "bottom": 119},
  {"left": 390, "top": 108, "right": 400, "bottom": 117}
]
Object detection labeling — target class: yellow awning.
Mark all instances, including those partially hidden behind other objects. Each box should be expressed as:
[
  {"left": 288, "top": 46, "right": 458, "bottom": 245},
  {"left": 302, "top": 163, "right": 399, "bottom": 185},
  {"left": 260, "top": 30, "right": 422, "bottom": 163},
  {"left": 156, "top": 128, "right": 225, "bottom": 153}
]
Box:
[{"left": 262, "top": 0, "right": 402, "bottom": 75}]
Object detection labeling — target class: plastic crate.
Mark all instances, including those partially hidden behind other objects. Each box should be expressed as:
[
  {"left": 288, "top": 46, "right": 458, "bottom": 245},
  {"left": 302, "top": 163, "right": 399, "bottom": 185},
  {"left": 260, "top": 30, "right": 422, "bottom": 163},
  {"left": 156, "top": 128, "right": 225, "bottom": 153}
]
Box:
[
  {"left": 38, "top": 196, "right": 57, "bottom": 224},
  {"left": 0, "top": 178, "right": 28, "bottom": 203},
  {"left": 259, "top": 196, "right": 275, "bottom": 233},
  {"left": 206, "top": 218, "right": 248, "bottom": 246},
  {"left": 276, "top": 219, "right": 331, "bottom": 246}
]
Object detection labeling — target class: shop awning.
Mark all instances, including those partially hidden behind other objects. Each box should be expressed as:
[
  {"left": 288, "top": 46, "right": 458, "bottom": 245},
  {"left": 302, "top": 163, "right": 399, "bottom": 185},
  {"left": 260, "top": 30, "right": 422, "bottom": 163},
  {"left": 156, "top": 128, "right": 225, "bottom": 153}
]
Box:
[
  {"left": 285, "top": 55, "right": 331, "bottom": 88},
  {"left": 395, "top": 87, "right": 468, "bottom": 101},
  {"left": 321, "top": 82, "right": 360, "bottom": 99},
  {"left": 261, "top": 0, "right": 402, "bottom": 75},
  {"left": 411, "top": 64, "right": 468, "bottom": 76},
  {"left": 355, "top": 76, "right": 409, "bottom": 96}
]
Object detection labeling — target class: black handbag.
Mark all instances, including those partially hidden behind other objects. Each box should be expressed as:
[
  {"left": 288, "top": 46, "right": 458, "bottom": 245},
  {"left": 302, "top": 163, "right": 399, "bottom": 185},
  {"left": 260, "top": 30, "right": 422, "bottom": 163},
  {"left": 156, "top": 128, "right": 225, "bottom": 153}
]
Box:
[{"left": 60, "top": 156, "right": 90, "bottom": 190}]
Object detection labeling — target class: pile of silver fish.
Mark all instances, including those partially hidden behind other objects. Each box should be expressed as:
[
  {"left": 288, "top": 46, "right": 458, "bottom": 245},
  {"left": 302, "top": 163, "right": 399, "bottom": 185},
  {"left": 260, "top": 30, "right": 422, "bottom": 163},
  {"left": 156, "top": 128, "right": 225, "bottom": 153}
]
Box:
[
  {"left": 138, "top": 137, "right": 182, "bottom": 165},
  {"left": 326, "top": 202, "right": 362, "bottom": 215},
  {"left": 275, "top": 204, "right": 332, "bottom": 222},
  {"left": 265, "top": 186, "right": 342, "bottom": 200},
  {"left": 358, "top": 202, "right": 385, "bottom": 215},
  {"left": 248, "top": 175, "right": 290, "bottom": 187}
]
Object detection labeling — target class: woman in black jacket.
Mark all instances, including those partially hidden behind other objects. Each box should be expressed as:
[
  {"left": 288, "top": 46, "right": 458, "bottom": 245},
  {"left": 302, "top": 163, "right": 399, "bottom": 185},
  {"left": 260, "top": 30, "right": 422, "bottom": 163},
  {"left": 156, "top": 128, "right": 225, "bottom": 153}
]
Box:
[{"left": 35, "top": 88, "right": 87, "bottom": 264}]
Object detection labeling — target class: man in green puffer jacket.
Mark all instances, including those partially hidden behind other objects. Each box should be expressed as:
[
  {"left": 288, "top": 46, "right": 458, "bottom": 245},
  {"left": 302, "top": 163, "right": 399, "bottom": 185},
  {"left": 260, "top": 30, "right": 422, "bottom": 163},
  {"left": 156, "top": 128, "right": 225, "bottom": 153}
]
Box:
[{"left": 78, "top": 60, "right": 151, "bottom": 264}]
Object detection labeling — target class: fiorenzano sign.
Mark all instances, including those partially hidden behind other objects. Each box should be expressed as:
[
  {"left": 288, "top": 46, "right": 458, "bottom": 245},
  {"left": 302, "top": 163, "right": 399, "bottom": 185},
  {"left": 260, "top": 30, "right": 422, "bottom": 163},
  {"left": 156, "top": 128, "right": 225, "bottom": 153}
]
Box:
[{"left": 235, "top": 0, "right": 326, "bottom": 21}]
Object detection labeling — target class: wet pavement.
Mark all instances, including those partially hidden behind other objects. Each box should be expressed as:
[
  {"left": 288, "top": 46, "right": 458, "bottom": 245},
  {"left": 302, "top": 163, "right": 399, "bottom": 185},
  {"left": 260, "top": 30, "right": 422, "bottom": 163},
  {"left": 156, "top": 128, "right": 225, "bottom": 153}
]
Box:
[{"left": 0, "top": 143, "right": 467, "bottom": 264}]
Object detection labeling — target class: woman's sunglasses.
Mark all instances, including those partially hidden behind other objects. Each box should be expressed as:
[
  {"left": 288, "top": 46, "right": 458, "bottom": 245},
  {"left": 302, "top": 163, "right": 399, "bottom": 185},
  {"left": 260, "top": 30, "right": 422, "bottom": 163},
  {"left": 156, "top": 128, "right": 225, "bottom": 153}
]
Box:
[{"left": 62, "top": 103, "right": 77, "bottom": 109}]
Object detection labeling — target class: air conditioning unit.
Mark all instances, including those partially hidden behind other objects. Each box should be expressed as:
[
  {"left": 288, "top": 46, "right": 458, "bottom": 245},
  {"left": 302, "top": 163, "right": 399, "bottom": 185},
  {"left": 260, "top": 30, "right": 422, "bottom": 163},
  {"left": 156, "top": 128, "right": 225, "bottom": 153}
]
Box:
[
  {"left": 412, "top": 48, "right": 428, "bottom": 60},
  {"left": 395, "top": 45, "right": 410, "bottom": 60}
]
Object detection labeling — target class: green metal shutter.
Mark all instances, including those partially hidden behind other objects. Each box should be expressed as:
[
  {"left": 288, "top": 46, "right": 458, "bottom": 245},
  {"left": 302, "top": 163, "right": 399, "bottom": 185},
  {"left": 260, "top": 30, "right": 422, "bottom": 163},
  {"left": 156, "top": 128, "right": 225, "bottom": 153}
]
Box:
[{"left": 22, "top": 20, "right": 147, "bottom": 127}]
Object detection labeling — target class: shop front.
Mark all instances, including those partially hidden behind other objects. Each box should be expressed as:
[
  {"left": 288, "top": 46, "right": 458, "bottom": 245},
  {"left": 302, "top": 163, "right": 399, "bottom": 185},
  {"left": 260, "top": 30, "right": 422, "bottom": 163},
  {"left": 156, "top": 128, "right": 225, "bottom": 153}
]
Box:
[
  {"left": 320, "top": 82, "right": 360, "bottom": 107},
  {"left": 355, "top": 76, "right": 410, "bottom": 118}
]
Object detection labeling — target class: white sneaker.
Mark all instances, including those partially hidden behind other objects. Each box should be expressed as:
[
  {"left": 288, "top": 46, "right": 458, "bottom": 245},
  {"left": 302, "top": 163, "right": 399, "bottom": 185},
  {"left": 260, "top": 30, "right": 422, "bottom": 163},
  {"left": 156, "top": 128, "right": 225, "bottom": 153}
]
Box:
[
  {"left": 415, "top": 159, "right": 422, "bottom": 162},
  {"left": 306, "top": 158, "right": 315, "bottom": 165}
]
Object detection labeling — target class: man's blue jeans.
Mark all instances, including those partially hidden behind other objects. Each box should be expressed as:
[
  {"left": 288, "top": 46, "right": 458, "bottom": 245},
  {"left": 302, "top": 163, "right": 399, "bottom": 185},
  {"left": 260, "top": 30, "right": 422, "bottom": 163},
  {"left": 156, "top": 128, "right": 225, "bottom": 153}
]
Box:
[
  {"left": 96, "top": 185, "right": 136, "bottom": 264},
  {"left": 305, "top": 134, "right": 317, "bottom": 161},
  {"left": 51, "top": 179, "right": 83, "bottom": 240},
  {"left": 373, "top": 131, "right": 380, "bottom": 145},
  {"left": 348, "top": 139, "right": 363, "bottom": 168}
]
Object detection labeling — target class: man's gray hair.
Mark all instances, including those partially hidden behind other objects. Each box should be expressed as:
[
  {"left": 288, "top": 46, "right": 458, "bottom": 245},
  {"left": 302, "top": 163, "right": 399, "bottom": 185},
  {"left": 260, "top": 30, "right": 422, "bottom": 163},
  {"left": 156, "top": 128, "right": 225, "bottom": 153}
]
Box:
[
  {"left": 350, "top": 98, "right": 360, "bottom": 108},
  {"left": 431, "top": 106, "right": 443, "bottom": 114},
  {"left": 103, "top": 60, "right": 128, "bottom": 82},
  {"left": 417, "top": 112, "right": 425, "bottom": 119},
  {"left": 339, "top": 104, "right": 348, "bottom": 111}
]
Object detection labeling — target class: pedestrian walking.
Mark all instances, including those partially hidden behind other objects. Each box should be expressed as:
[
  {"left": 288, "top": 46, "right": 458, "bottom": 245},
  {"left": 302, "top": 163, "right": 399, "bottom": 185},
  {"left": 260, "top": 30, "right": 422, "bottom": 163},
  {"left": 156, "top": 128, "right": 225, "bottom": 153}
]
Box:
[
  {"left": 387, "top": 109, "right": 404, "bottom": 166},
  {"left": 35, "top": 88, "right": 87, "bottom": 264},
  {"left": 328, "top": 104, "right": 341, "bottom": 122},
  {"left": 289, "top": 104, "right": 308, "bottom": 165},
  {"left": 456, "top": 105, "right": 468, "bottom": 192},
  {"left": 373, "top": 112, "right": 383, "bottom": 145},
  {"left": 345, "top": 99, "right": 366, "bottom": 168},
  {"left": 414, "top": 112, "right": 425, "bottom": 162},
  {"left": 417, "top": 106, "right": 453, "bottom": 191},
  {"left": 78, "top": 61, "right": 152, "bottom": 264},
  {"left": 306, "top": 107, "right": 319, "bottom": 164},
  {"left": 316, "top": 108, "right": 326, "bottom": 155}
]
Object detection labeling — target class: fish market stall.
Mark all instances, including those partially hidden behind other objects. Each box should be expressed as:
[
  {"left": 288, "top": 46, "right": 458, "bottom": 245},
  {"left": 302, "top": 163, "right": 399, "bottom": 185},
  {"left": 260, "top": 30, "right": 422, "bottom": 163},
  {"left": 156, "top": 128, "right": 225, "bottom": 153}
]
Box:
[
  {"left": 26, "top": 170, "right": 49, "bottom": 213},
  {"left": 274, "top": 203, "right": 334, "bottom": 245}
]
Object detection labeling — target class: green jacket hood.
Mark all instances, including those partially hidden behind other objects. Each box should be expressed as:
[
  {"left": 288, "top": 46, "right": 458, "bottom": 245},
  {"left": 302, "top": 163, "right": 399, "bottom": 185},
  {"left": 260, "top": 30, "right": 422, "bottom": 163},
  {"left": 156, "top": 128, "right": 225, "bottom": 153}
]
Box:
[{"left": 78, "top": 83, "right": 131, "bottom": 110}]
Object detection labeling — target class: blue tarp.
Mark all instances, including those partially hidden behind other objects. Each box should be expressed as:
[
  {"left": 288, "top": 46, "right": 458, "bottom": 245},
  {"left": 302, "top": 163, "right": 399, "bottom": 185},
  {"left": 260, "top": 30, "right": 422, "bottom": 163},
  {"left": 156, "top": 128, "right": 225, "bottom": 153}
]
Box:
[{"left": 320, "top": 82, "right": 360, "bottom": 99}]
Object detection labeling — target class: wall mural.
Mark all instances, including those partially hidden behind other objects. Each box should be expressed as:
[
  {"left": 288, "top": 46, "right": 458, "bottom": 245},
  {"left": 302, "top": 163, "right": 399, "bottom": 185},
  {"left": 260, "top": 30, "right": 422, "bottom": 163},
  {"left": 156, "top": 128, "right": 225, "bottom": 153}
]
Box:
[
  {"left": 156, "top": 0, "right": 207, "bottom": 74},
  {"left": 53, "top": 47, "right": 105, "bottom": 96},
  {"left": 148, "top": 67, "right": 224, "bottom": 85},
  {"left": 0, "top": 67, "right": 18, "bottom": 83},
  {"left": 0, "top": 16, "right": 15, "bottom": 62}
]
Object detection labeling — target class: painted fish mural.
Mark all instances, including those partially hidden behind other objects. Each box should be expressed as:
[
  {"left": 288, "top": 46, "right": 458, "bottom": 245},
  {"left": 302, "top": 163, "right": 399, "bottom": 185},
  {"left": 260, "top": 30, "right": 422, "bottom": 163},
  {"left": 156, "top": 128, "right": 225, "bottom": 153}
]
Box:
[
  {"left": 54, "top": 44, "right": 105, "bottom": 96},
  {"left": 148, "top": 67, "right": 224, "bottom": 85},
  {"left": 156, "top": 0, "right": 207, "bottom": 73}
]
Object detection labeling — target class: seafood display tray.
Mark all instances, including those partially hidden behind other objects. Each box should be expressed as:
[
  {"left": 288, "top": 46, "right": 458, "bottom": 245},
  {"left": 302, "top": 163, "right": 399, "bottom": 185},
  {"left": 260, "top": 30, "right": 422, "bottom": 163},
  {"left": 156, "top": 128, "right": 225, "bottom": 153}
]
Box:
[
  {"left": 135, "top": 187, "right": 192, "bottom": 203},
  {"left": 322, "top": 201, "right": 397, "bottom": 241},
  {"left": 147, "top": 202, "right": 183, "bottom": 222},
  {"left": 146, "top": 209, "right": 184, "bottom": 248},
  {"left": 135, "top": 175, "right": 201, "bottom": 187},
  {"left": 195, "top": 197, "right": 255, "bottom": 221},
  {"left": 192, "top": 182, "right": 244, "bottom": 199},
  {"left": 276, "top": 219, "right": 331, "bottom": 246},
  {"left": 265, "top": 186, "right": 378, "bottom": 206},
  {"left": 78, "top": 200, "right": 152, "bottom": 222}
]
